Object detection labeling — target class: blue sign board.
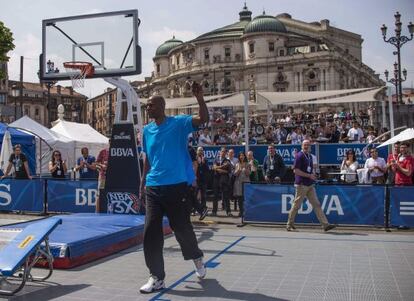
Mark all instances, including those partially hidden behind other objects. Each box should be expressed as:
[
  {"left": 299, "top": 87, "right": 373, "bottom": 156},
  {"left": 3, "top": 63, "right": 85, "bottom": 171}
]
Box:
[
  {"left": 200, "top": 143, "right": 387, "bottom": 167},
  {"left": 244, "top": 183, "right": 385, "bottom": 225},
  {"left": 0, "top": 179, "right": 44, "bottom": 212},
  {"left": 389, "top": 186, "right": 414, "bottom": 227},
  {"left": 318, "top": 143, "right": 387, "bottom": 165},
  {"left": 201, "top": 144, "right": 315, "bottom": 167},
  {"left": 47, "top": 180, "right": 98, "bottom": 213}
]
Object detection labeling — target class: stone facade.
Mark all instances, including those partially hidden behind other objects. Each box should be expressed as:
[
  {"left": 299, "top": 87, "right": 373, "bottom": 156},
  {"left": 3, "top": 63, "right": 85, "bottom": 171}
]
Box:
[
  {"left": 86, "top": 88, "right": 117, "bottom": 137},
  {"left": 136, "top": 5, "right": 383, "bottom": 105},
  {"left": 7, "top": 81, "right": 87, "bottom": 126}
]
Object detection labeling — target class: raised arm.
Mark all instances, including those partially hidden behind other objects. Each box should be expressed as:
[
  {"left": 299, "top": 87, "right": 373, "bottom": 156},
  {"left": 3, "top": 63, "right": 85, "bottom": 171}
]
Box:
[{"left": 191, "top": 83, "right": 209, "bottom": 127}]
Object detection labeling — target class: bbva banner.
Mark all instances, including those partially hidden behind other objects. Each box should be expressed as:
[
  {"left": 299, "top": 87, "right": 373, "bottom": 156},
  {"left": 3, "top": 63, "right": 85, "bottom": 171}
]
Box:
[
  {"left": 389, "top": 186, "right": 414, "bottom": 227},
  {"left": 243, "top": 183, "right": 385, "bottom": 225},
  {"left": 0, "top": 179, "right": 43, "bottom": 212},
  {"left": 47, "top": 180, "right": 98, "bottom": 213}
]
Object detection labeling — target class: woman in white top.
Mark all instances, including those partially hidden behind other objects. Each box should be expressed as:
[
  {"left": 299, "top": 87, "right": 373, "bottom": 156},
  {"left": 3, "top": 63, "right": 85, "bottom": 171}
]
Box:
[{"left": 340, "top": 149, "right": 359, "bottom": 183}]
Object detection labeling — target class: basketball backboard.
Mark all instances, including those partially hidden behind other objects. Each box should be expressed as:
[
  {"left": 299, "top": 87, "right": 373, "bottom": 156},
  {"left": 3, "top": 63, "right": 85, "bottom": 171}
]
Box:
[{"left": 39, "top": 10, "right": 141, "bottom": 82}]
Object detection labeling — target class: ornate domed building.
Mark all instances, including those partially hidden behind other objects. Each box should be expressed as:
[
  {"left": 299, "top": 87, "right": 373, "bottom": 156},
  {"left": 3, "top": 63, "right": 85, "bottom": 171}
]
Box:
[{"left": 136, "top": 4, "right": 382, "bottom": 101}]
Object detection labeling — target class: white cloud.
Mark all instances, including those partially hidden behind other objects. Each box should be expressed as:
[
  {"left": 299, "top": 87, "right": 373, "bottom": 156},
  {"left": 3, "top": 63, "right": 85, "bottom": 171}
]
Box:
[
  {"left": 8, "top": 33, "right": 42, "bottom": 82},
  {"left": 141, "top": 26, "right": 198, "bottom": 47}
]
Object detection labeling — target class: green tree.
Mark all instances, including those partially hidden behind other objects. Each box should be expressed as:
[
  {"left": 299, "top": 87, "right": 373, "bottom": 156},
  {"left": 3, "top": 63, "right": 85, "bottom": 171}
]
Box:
[{"left": 0, "top": 21, "right": 15, "bottom": 79}]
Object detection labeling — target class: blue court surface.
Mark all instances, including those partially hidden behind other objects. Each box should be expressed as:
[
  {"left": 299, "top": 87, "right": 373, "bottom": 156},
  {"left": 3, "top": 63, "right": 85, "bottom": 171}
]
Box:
[{"left": 2, "top": 223, "right": 414, "bottom": 301}]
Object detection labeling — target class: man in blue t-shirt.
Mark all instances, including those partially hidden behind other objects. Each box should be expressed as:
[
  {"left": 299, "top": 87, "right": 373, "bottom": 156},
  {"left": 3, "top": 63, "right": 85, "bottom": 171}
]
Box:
[
  {"left": 286, "top": 140, "right": 336, "bottom": 232},
  {"left": 75, "top": 147, "right": 97, "bottom": 179},
  {"left": 139, "top": 82, "right": 209, "bottom": 294}
]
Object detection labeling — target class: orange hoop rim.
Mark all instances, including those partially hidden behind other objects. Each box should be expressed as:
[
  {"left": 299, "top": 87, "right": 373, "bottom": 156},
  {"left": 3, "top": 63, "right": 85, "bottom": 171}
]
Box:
[{"left": 63, "top": 61, "right": 95, "bottom": 77}]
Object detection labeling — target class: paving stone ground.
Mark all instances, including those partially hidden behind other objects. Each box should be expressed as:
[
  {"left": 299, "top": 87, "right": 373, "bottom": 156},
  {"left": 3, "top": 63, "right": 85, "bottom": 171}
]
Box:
[{"left": 1, "top": 220, "right": 413, "bottom": 301}]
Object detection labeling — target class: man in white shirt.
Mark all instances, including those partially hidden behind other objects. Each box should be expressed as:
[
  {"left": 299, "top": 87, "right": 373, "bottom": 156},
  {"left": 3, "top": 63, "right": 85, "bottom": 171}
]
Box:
[
  {"left": 347, "top": 121, "right": 364, "bottom": 143},
  {"left": 364, "top": 148, "right": 387, "bottom": 184},
  {"left": 198, "top": 128, "right": 213, "bottom": 146}
]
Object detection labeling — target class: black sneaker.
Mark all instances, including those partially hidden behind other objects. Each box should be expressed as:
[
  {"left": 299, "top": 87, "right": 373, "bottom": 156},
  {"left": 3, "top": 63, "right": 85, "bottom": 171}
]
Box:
[
  {"left": 324, "top": 224, "right": 336, "bottom": 232},
  {"left": 199, "top": 208, "right": 209, "bottom": 221}
]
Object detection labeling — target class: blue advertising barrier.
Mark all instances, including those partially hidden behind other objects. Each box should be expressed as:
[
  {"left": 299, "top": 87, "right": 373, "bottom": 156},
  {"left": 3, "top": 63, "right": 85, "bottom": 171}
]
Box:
[
  {"left": 201, "top": 144, "right": 316, "bottom": 167},
  {"left": 47, "top": 180, "right": 98, "bottom": 213},
  {"left": 200, "top": 144, "right": 387, "bottom": 167},
  {"left": 318, "top": 143, "right": 387, "bottom": 165},
  {"left": 244, "top": 183, "right": 385, "bottom": 225},
  {"left": 0, "top": 179, "right": 44, "bottom": 212},
  {"left": 389, "top": 186, "right": 414, "bottom": 227}
]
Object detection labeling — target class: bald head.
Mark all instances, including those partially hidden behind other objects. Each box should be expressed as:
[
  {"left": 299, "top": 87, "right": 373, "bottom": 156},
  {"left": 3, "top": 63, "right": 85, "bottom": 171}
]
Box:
[{"left": 147, "top": 95, "right": 166, "bottom": 119}]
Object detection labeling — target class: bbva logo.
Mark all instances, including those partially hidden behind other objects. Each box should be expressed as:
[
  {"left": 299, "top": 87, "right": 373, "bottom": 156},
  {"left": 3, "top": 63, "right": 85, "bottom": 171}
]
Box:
[
  {"left": 75, "top": 189, "right": 97, "bottom": 206},
  {"left": 0, "top": 184, "right": 12, "bottom": 206},
  {"left": 281, "top": 194, "right": 344, "bottom": 215}
]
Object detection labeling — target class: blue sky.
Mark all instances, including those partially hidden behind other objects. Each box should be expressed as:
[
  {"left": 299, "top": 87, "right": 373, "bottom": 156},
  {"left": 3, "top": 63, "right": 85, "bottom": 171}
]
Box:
[{"left": 1, "top": 0, "right": 413, "bottom": 98}]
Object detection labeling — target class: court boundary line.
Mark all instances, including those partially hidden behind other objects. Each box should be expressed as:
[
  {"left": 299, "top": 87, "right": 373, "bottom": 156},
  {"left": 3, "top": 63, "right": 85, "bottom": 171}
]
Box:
[
  {"left": 149, "top": 236, "right": 246, "bottom": 301},
  {"left": 205, "top": 233, "right": 414, "bottom": 244}
]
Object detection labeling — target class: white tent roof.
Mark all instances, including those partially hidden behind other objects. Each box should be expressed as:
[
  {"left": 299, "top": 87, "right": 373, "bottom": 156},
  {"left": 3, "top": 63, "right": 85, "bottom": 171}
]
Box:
[
  {"left": 10, "top": 115, "right": 77, "bottom": 174},
  {"left": 287, "top": 87, "right": 385, "bottom": 105},
  {"left": 378, "top": 128, "right": 414, "bottom": 148},
  {"left": 257, "top": 87, "right": 374, "bottom": 105},
  {"left": 10, "top": 115, "right": 72, "bottom": 144},
  {"left": 51, "top": 120, "right": 108, "bottom": 144},
  {"left": 185, "top": 93, "right": 257, "bottom": 108}
]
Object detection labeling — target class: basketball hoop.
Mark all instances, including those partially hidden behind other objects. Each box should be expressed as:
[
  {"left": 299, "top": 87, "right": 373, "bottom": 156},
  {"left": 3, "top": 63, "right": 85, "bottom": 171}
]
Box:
[{"left": 63, "top": 62, "right": 94, "bottom": 88}]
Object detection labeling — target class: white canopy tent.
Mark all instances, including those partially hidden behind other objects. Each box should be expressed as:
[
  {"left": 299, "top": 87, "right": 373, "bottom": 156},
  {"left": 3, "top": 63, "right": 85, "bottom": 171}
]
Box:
[
  {"left": 378, "top": 128, "right": 414, "bottom": 148},
  {"left": 51, "top": 120, "right": 109, "bottom": 162},
  {"left": 257, "top": 87, "right": 374, "bottom": 105},
  {"left": 287, "top": 87, "right": 385, "bottom": 105},
  {"left": 10, "top": 116, "right": 76, "bottom": 174}
]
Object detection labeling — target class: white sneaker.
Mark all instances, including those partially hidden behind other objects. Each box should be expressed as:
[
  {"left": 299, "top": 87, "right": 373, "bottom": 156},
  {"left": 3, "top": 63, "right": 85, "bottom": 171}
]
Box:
[
  {"left": 193, "top": 257, "right": 206, "bottom": 279},
  {"left": 139, "top": 276, "right": 165, "bottom": 294}
]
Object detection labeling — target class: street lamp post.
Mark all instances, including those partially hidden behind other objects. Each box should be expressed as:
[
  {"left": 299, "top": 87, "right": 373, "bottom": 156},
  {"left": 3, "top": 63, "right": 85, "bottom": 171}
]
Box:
[
  {"left": 42, "top": 60, "right": 59, "bottom": 126},
  {"left": 381, "top": 12, "right": 414, "bottom": 104}
]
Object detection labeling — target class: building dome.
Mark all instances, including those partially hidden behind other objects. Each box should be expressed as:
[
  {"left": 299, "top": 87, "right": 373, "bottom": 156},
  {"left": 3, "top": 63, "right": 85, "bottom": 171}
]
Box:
[
  {"left": 155, "top": 36, "right": 183, "bottom": 56},
  {"left": 244, "top": 12, "right": 287, "bottom": 34}
]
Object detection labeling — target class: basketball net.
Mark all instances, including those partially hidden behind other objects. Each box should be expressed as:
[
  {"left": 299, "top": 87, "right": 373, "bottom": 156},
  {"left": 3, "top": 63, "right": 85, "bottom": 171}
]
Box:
[{"left": 63, "top": 62, "right": 94, "bottom": 88}]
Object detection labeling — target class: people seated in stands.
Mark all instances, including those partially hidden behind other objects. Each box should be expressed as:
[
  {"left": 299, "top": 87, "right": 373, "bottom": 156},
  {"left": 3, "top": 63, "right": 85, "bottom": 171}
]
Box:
[
  {"left": 230, "top": 128, "right": 243, "bottom": 145},
  {"left": 1, "top": 144, "right": 32, "bottom": 180},
  {"left": 264, "top": 126, "right": 275, "bottom": 144},
  {"left": 286, "top": 126, "right": 304, "bottom": 145},
  {"left": 263, "top": 144, "right": 285, "bottom": 183},
  {"left": 75, "top": 147, "right": 97, "bottom": 179},
  {"left": 327, "top": 124, "right": 340, "bottom": 143},
  {"left": 364, "top": 148, "right": 387, "bottom": 184},
  {"left": 347, "top": 121, "right": 364, "bottom": 143},
  {"left": 393, "top": 142, "right": 413, "bottom": 186},
  {"left": 49, "top": 150, "right": 67, "bottom": 179},
  {"left": 274, "top": 123, "right": 288, "bottom": 144},
  {"left": 198, "top": 128, "right": 213, "bottom": 146},
  {"left": 386, "top": 142, "right": 400, "bottom": 185},
  {"left": 365, "top": 130, "right": 377, "bottom": 144},
  {"left": 233, "top": 152, "right": 250, "bottom": 217},
  {"left": 340, "top": 149, "right": 359, "bottom": 183}
]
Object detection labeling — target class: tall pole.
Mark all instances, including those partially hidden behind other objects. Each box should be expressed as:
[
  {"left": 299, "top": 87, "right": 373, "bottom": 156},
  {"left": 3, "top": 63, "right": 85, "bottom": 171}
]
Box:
[
  {"left": 243, "top": 91, "right": 249, "bottom": 154},
  {"left": 388, "top": 86, "right": 395, "bottom": 137},
  {"left": 47, "top": 83, "right": 51, "bottom": 126},
  {"left": 381, "top": 12, "right": 414, "bottom": 104},
  {"left": 19, "top": 56, "right": 23, "bottom": 119}
]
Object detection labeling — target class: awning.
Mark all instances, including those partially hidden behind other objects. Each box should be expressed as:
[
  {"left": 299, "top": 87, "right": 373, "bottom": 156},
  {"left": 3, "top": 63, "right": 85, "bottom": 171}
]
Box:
[
  {"left": 287, "top": 87, "right": 385, "bottom": 105},
  {"left": 377, "top": 128, "right": 414, "bottom": 148},
  {"left": 257, "top": 87, "right": 374, "bottom": 105},
  {"left": 184, "top": 93, "right": 257, "bottom": 108}
]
